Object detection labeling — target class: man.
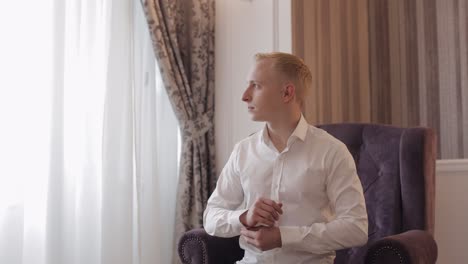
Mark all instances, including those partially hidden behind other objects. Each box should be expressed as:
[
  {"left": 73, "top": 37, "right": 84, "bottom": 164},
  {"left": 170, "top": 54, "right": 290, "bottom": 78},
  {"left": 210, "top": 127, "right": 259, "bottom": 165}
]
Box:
[{"left": 204, "top": 52, "right": 368, "bottom": 263}]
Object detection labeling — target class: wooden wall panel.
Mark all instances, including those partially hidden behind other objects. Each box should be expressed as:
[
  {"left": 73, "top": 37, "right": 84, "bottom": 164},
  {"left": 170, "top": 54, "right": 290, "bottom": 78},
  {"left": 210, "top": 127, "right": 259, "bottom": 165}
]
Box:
[
  {"left": 292, "top": 0, "right": 468, "bottom": 159},
  {"left": 461, "top": 0, "right": 468, "bottom": 157}
]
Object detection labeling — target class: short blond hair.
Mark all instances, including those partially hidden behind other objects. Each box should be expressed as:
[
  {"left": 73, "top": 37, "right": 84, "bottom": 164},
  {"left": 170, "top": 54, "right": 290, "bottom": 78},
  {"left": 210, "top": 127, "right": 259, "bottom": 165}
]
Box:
[{"left": 254, "top": 52, "right": 312, "bottom": 104}]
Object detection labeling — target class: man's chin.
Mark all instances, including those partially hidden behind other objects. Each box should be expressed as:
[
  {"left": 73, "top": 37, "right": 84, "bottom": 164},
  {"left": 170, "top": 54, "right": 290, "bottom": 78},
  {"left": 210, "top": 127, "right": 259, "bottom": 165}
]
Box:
[{"left": 250, "top": 115, "right": 265, "bottom": 122}]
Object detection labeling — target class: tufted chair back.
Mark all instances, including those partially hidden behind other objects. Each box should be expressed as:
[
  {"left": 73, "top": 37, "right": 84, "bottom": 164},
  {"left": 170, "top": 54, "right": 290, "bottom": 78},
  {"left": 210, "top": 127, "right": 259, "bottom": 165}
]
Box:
[{"left": 317, "top": 124, "right": 436, "bottom": 264}]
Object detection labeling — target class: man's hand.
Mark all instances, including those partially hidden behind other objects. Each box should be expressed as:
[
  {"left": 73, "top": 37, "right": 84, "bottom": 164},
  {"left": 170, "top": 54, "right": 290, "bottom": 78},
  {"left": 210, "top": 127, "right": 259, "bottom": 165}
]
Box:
[
  {"left": 239, "top": 198, "right": 283, "bottom": 227},
  {"left": 241, "top": 226, "right": 282, "bottom": 251}
]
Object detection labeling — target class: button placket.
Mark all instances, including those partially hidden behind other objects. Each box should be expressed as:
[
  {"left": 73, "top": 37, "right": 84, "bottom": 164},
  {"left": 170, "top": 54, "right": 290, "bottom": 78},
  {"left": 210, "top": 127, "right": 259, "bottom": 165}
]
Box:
[
  {"left": 270, "top": 154, "right": 281, "bottom": 201},
  {"left": 271, "top": 153, "right": 284, "bottom": 202},
  {"left": 275, "top": 154, "right": 285, "bottom": 202}
]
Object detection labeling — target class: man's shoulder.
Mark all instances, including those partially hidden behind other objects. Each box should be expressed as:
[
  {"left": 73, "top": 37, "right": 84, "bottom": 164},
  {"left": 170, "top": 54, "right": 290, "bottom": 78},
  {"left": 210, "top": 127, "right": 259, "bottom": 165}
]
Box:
[
  {"left": 235, "top": 130, "right": 262, "bottom": 147},
  {"left": 306, "top": 125, "right": 348, "bottom": 151}
]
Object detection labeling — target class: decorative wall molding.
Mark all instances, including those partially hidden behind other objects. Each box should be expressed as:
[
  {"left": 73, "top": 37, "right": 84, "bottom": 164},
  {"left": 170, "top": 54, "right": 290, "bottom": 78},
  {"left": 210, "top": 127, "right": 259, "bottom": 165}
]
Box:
[
  {"left": 272, "top": 0, "right": 279, "bottom": 51},
  {"left": 436, "top": 159, "right": 468, "bottom": 174},
  {"left": 215, "top": 0, "right": 291, "bottom": 173}
]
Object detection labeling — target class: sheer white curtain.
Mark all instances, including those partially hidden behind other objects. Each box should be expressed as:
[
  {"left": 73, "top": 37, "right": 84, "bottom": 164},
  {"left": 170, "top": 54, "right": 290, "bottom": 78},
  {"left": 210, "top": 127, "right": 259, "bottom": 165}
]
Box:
[{"left": 0, "top": 0, "right": 179, "bottom": 264}]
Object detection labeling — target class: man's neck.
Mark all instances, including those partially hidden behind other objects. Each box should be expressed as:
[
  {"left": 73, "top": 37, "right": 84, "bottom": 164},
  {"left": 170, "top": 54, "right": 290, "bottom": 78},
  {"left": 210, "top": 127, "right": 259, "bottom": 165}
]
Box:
[{"left": 266, "top": 112, "right": 302, "bottom": 152}]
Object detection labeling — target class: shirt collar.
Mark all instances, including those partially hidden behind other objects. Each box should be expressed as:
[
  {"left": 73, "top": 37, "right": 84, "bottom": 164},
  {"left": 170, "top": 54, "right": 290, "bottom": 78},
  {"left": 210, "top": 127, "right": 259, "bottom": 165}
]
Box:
[
  {"left": 290, "top": 114, "right": 308, "bottom": 142},
  {"left": 261, "top": 114, "right": 308, "bottom": 146}
]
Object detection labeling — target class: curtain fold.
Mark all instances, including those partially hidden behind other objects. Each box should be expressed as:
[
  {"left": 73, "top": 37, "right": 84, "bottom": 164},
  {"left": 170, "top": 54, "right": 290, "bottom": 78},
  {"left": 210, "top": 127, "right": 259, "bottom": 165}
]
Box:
[
  {"left": 140, "top": 0, "right": 216, "bottom": 259},
  {"left": 0, "top": 0, "right": 180, "bottom": 263},
  {"left": 101, "top": 0, "right": 134, "bottom": 263},
  {"left": 292, "top": 0, "right": 468, "bottom": 158}
]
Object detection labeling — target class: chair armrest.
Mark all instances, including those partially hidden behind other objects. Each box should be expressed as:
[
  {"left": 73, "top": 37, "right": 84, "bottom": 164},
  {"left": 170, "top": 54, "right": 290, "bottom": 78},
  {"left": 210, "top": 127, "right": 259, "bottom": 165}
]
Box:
[
  {"left": 178, "top": 228, "right": 244, "bottom": 264},
  {"left": 365, "top": 230, "right": 438, "bottom": 264}
]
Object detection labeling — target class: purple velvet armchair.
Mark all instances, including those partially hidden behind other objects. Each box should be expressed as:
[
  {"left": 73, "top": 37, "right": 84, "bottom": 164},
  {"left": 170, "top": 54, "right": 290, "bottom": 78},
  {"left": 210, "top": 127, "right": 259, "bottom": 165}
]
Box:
[{"left": 178, "top": 124, "right": 438, "bottom": 264}]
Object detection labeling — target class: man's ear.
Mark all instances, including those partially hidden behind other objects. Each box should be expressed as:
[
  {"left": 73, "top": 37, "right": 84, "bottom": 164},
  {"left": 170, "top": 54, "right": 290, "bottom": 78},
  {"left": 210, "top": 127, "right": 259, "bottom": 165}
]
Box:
[{"left": 282, "top": 84, "right": 296, "bottom": 103}]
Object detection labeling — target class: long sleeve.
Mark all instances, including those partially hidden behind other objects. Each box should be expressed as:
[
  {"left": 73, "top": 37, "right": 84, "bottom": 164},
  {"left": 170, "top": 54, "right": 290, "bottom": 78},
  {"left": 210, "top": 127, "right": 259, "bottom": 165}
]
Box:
[
  {"left": 203, "top": 143, "right": 247, "bottom": 237},
  {"left": 279, "top": 144, "right": 368, "bottom": 254}
]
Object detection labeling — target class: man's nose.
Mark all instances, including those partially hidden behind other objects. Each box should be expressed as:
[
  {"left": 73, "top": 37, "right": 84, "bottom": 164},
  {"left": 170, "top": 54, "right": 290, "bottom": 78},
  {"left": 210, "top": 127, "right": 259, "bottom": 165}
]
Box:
[{"left": 242, "top": 87, "right": 251, "bottom": 102}]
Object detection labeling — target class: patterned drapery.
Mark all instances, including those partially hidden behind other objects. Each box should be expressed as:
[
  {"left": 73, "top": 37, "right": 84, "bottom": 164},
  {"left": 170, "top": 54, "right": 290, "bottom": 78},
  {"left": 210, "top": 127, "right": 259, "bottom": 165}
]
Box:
[{"left": 140, "top": 0, "right": 216, "bottom": 261}]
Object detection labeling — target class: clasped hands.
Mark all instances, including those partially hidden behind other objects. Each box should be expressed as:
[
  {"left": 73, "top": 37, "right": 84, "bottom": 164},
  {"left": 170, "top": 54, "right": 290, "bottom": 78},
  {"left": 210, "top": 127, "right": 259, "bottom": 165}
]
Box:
[{"left": 239, "top": 197, "right": 283, "bottom": 251}]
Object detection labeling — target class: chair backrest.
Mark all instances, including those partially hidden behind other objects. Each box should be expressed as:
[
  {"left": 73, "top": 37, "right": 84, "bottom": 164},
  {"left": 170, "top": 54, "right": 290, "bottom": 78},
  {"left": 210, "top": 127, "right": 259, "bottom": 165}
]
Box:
[{"left": 317, "top": 123, "right": 436, "bottom": 264}]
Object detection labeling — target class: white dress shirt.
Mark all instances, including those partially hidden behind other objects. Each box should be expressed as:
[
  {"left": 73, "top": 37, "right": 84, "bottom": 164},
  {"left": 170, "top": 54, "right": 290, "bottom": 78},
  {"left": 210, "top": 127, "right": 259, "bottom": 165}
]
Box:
[{"left": 204, "top": 115, "right": 368, "bottom": 264}]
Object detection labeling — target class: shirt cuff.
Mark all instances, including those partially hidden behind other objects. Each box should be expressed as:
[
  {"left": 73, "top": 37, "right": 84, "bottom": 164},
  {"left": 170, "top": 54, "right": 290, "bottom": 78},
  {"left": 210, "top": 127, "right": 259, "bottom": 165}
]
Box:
[
  {"left": 279, "top": 226, "right": 303, "bottom": 248},
  {"left": 228, "top": 209, "right": 248, "bottom": 232}
]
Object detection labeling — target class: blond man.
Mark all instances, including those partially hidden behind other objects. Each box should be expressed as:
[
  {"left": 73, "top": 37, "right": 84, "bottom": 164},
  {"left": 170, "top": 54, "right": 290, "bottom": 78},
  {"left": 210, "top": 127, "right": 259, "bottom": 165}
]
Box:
[{"left": 204, "top": 52, "right": 368, "bottom": 263}]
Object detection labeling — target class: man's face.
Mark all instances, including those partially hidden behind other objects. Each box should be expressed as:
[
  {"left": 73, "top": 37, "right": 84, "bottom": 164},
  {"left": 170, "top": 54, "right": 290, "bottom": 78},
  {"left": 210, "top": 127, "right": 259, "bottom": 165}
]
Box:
[{"left": 242, "top": 59, "right": 285, "bottom": 122}]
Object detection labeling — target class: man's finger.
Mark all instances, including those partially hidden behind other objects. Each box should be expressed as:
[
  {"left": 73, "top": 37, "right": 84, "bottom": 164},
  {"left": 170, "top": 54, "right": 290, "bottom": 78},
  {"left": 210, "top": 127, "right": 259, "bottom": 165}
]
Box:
[
  {"left": 260, "top": 198, "right": 283, "bottom": 215},
  {"left": 246, "top": 226, "right": 261, "bottom": 231},
  {"left": 257, "top": 205, "right": 279, "bottom": 221},
  {"left": 240, "top": 229, "right": 256, "bottom": 239},
  {"left": 270, "top": 201, "right": 283, "bottom": 214},
  {"left": 253, "top": 214, "right": 275, "bottom": 227},
  {"left": 258, "top": 218, "right": 275, "bottom": 227},
  {"left": 258, "top": 202, "right": 281, "bottom": 220},
  {"left": 255, "top": 207, "right": 276, "bottom": 221}
]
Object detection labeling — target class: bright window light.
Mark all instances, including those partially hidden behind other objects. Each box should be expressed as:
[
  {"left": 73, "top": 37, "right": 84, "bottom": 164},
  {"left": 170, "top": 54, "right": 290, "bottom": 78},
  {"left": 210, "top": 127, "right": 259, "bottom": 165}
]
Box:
[{"left": 0, "top": 1, "right": 53, "bottom": 219}]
